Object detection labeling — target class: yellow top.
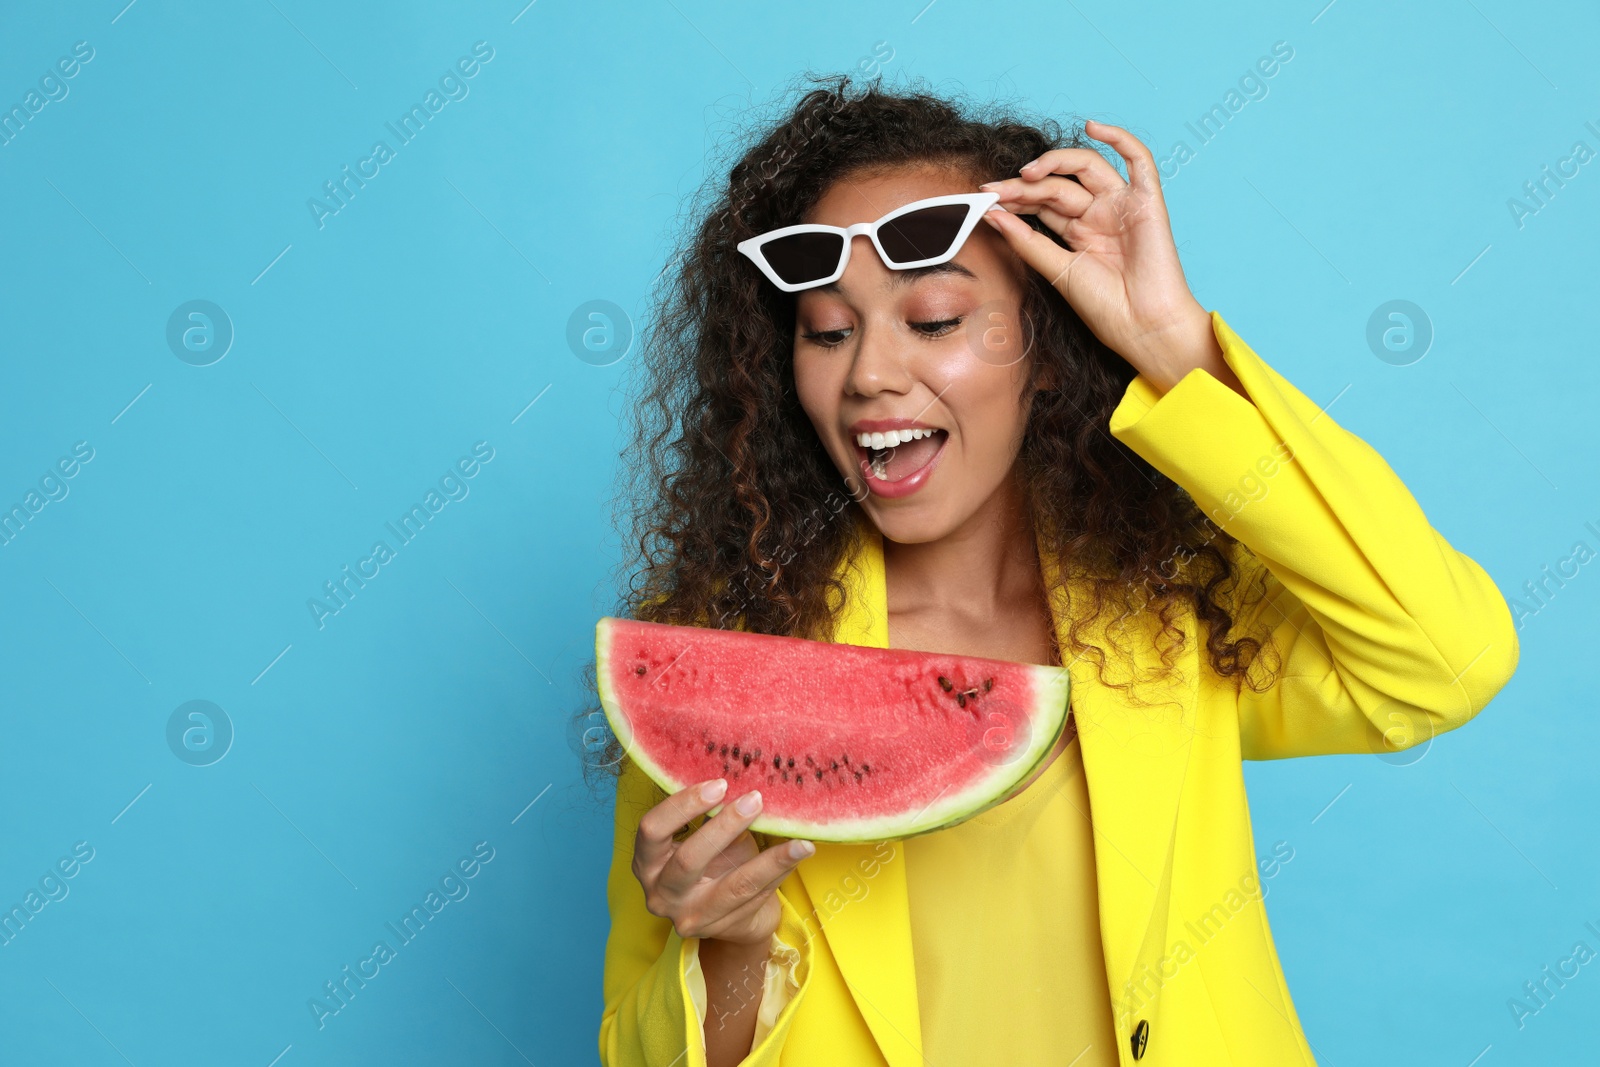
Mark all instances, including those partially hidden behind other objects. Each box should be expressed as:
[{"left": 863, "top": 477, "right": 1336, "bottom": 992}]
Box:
[{"left": 904, "top": 728, "right": 1119, "bottom": 1067}]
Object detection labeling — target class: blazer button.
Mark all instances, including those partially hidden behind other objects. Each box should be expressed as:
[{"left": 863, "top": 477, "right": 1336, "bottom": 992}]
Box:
[{"left": 1130, "top": 1018, "right": 1149, "bottom": 1060}]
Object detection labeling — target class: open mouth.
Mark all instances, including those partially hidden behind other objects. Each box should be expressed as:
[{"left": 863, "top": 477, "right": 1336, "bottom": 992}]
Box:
[{"left": 852, "top": 429, "right": 948, "bottom": 494}]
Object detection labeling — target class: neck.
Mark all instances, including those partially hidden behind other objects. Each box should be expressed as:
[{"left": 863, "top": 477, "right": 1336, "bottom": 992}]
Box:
[{"left": 880, "top": 468, "right": 1041, "bottom": 618}]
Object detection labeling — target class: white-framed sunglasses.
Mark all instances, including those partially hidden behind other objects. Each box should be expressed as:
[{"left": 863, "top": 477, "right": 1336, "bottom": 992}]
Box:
[{"left": 735, "top": 191, "right": 1001, "bottom": 292}]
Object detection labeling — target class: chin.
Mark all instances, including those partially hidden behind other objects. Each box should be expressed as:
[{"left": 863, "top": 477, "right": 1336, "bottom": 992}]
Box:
[{"left": 859, "top": 498, "right": 958, "bottom": 545}]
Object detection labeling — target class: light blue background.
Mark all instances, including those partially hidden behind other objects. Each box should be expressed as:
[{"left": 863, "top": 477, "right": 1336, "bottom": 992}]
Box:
[{"left": 1, "top": 1, "right": 1595, "bottom": 1063}]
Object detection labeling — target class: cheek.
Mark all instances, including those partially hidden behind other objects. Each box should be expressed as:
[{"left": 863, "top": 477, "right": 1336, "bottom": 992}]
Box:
[
  {"left": 949, "top": 372, "right": 1032, "bottom": 466},
  {"left": 791, "top": 357, "right": 841, "bottom": 435}
]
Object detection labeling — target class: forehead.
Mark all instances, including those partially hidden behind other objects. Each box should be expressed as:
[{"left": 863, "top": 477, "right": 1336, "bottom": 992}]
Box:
[{"left": 801, "top": 164, "right": 976, "bottom": 227}]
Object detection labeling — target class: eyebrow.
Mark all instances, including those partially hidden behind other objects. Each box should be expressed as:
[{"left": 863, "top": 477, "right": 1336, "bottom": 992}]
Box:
[{"left": 815, "top": 261, "right": 978, "bottom": 293}]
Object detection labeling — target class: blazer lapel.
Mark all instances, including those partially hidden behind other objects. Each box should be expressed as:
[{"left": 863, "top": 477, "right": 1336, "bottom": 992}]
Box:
[
  {"left": 793, "top": 513, "right": 1198, "bottom": 1062},
  {"left": 795, "top": 514, "right": 924, "bottom": 1067},
  {"left": 1037, "top": 533, "right": 1199, "bottom": 1027}
]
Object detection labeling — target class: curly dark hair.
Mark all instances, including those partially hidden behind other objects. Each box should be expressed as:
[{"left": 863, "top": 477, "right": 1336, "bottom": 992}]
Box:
[{"left": 570, "top": 72, "right": 1280, "bottom": 799}]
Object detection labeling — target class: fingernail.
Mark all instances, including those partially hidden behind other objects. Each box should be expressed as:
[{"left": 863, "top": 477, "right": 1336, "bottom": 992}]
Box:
[
  {"left": 978, "top": 181, "right": 1000, "bottom": 190},
  {"left": 1021, "top": 158, "right": 1038, "bottom": 172},
  {"left": 701, "top": 779, "right": 727, "bottom": 802},
  {"left": 790, "top": 840, "right": 815, "bottom": 859},
  {"left": 735, "top": 790, "right": 763, "bottom": 816}
]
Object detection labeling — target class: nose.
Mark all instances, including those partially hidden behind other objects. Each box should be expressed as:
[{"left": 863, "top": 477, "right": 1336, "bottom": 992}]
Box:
[{"left": 840, "top": 235, "right": 913, "bottom": 399}]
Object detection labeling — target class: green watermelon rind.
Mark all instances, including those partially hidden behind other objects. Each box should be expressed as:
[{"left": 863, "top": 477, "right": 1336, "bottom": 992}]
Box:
[
  {"left": 595, "top": 617, "right": 1072, "bottom": 844},
  {"left": 883, "top": 666, "right": 1071, "bottom": 839}
]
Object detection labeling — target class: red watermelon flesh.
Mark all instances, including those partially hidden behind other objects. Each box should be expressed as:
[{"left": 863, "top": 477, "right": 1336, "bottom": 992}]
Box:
[{"left": 595, "top": 616, "right": 1071, "bottom": 843}]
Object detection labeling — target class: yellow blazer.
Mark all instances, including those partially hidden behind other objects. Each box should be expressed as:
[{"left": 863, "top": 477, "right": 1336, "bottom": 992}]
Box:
[{"left": 600, "top": 311, "right": 1520, "bottom": 1066}]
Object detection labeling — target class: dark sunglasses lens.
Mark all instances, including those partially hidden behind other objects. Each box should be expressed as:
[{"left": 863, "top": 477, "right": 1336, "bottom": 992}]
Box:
[
  {"left": 760, "top": 231, "right": 846, "bottom": 286},
  {"left": 876, "top": 204, "right": 971, "bottom": 265}
]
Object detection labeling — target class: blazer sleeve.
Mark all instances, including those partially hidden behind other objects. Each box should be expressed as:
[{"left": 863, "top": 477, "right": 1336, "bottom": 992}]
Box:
[
  {"left": 600, "top": 754, "right": 816, "bottom": 1066},
  {"left": 1104, "top": 311, "right": 1520, "bottom": 760}
]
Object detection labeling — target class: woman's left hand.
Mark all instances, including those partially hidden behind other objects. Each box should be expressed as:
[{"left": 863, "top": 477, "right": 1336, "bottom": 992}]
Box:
[{"left": 979, "top": 120, "right": 1241, "bottom": 396}]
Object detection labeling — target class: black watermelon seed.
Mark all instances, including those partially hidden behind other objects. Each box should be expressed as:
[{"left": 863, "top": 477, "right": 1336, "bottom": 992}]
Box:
[
  {"left": 722, "top": 761, "right": 730, "bottom": 773},
  {"left": 842, "top": 754, "right": 849, "bottom": 764},
  {"left": 742, "top": 753, "right": 752, "bottom": 767},
  {"left": 705, "top": 741, "right": 715, "bottom": 754},
  {"left": 983, "top": 677, "right": 993, "bottom": 692},
  {"left": 731, "top": 745, "right": 740, "bottom": 758},
  {"left": 773, "top": 755, "right": 781, "bottom": 769},
  {"left": 720, "top": 744, "right": 729, "bottom": 757},
  {"left": 938, "top": 675, "right": 952, "bottom": 691},
  {"left": 815, "top": 769, "right": 823, "bottom": 780},
  {"left": 862, "top": 763, "right": 871, "bottom": 773},
  {"left": 831, "top": 760, "right": 839, "bottom": 771},
  {"left": 781, "top": 770, "right": 789, "bottom": 781},
  {"left": 805, "top": 755, "right": 814, "bottom": 765},
  {"left": 786, "top": 757, "right": 795, "bottom": 769},
  {"left": 634, "top": 665, "right": 646, "bottom": 675},
  {"left": 956, "top": 693, "right": 967, "bottom": 708},
  {"left": 854, "top": 771, "right": 863, "bottom": 782}
]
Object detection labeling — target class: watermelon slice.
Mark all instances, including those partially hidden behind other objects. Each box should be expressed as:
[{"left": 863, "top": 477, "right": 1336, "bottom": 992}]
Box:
[{"left": 595, "top": 616, "right": 1071, "bottom": 843}]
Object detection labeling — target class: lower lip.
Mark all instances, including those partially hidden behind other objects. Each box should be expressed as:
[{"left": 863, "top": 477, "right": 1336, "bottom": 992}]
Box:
[{"left": 853, "top": 433, "right": 947, "bottom": 499}]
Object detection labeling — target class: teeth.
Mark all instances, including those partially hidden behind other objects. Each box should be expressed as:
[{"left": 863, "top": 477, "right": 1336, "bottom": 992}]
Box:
[{"left": 856, "top": 428, "right": 939, "bottom": 448}]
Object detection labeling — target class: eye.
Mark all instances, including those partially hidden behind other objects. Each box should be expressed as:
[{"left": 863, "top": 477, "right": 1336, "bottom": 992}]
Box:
[
  {"left": 800, "top": 327, "right": 852, "bottom": 348},
  {"left": 912, "top": 317, "right": 962, "bottom": 338},
  {"left": 799, "top": 317, "right": 963, "bottom": 348}
]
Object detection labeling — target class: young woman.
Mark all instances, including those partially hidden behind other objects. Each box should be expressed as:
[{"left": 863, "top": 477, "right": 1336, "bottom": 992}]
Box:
[{"left": 587, "top": 76, "right": 1519, "bottom": 1067}]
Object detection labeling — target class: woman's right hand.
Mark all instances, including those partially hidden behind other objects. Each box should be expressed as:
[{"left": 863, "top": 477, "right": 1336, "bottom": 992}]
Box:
[{"left": 632, "top": 777, "right": 816, "bottom": 947}]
